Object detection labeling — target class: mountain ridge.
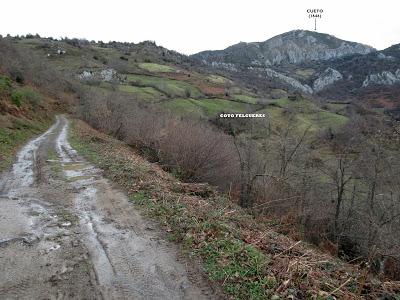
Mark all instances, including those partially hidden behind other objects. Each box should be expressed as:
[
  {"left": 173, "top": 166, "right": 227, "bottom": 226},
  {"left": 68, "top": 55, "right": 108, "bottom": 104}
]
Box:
[
  {"left": 190, "top": 31, "right": 400, "bottom": 108},
  {"left": 192, "top": 30, "right": 376, "bottom": 66}
]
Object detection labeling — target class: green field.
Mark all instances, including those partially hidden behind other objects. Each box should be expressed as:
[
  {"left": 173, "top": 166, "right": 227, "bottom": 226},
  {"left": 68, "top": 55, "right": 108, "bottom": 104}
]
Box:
[
  {"left": 271, "top": 98, "right": 318, "bottom": 113},
  {"left": 325, "top": 102, "right": 348, "bottom": 113},
  {"left": 207, "top": 74, "right": 231, "bottom": 84},
  {"left": 259, "top": 98, "right": 348, "bottom": 132},
  {"left": 163, "top": 98, "right": 251, "bottom": 117},
  {"left": 193, "top": 99, "right": 250, "bottom": 116},
  {"left": 138, "top": 63, "right": 176, "bottom": 73},
  {"left": 232, "top": 94, "right": 259, "bottom": 104},
  {"left": 126, "top": 74, "right": 203, "bottom": 98},
  {"left": 119, "top": 85, "right": 166, "bottom": 101},
  {"left": 162, "top": 99, "right": 205, "bottom": 117}
]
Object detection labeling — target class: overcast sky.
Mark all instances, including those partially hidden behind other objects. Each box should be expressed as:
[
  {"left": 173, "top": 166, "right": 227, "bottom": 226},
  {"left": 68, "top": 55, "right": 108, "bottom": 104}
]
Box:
[{"left": 1, "top": 0, "right": 399, "bottom": 54}]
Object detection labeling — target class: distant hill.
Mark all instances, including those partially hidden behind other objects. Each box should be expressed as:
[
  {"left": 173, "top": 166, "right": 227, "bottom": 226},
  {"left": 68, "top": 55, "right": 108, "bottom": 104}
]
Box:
[
  {"left": 191, "top": 30, "right": 375, "bottom": 66},
  {"left": 4, "top": 32, "right": 400, "bottom": 115},
  {"left": 191, "top": 31, "right": 400, "bottom": 111}
]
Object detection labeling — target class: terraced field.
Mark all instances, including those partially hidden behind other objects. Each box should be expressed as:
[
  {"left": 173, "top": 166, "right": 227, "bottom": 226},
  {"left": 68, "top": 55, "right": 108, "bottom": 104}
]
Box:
[
  {"left": 163, "top": 98, "right": 253, "bottom": 117},
  {"left": 258, "top": 98, "right": 348, "bottom": 132},
  {"left": 126, "top": 74, "right": 203, "bottom": 98},
  {"left": 162, "top": 98, "right": 205, "bottom": 117},
  {"left": 138, "top": 63, "right": 176, "bottom": 73},
  {"left": 206, "top": 74, "right": 231, "bottom": 84},
  {"left": 118, "top": 85, "right": 166, "bottom": 101},
  {"left": 232, "top": 94, "right": 259, "bottom": 104},
  {"left": 12, "top": 38, "right": 348, "bottom": 135}
]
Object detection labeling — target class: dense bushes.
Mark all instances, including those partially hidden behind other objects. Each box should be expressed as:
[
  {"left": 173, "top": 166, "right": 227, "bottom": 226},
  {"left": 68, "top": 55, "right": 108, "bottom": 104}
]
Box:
[
  {"left": 159, "top": 120, "right": 236, "bottom": 184},
  {"left": 77, "top": 85, "right": 400, "bottom": 278},
  {"left": 78, "top": 88, "right": 239, "bottom": 188}
]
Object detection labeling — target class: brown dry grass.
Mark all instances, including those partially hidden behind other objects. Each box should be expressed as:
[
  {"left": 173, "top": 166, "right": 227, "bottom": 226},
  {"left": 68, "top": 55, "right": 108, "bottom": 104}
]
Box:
[
  {"left": 70, "top": 118, "right": 400, "bottom": 299},
  {"left": 166, "top": 72, "right": 226, "bottom": 97}
]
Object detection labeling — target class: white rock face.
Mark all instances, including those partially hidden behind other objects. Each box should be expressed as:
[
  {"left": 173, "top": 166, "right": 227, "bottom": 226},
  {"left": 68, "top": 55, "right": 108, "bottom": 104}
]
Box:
[
  {"left": 377, "top": 53, "right": 386, "bottom": 59},
  {"left": 313, "top": 68, "right": 343, "bottom": 92},
  {"left": 362, "top": 69, "right": 400, "bottom": 87},
  {"left": 79, "top": 70, "right": 94, "bottom": 80},
  {"left": 210, "top": 61, "right": 238, "bottom": 72},
  {"left": 265, "top": 68, "right": 313, "bottom": 94},
  {"left": 193, "top": 30, "right": 376, "bottom": 67},
  {"left": 100, "top": 69, "right": 117, "bottom": 82},
  {"left": 78, "top": 69, "right": 118, "bottom": 82}
]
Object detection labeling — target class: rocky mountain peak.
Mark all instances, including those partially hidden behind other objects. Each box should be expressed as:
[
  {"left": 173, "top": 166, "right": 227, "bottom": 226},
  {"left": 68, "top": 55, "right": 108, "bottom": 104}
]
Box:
[{"left": 192, "top": 30, "right": 376, "bottom": 67}]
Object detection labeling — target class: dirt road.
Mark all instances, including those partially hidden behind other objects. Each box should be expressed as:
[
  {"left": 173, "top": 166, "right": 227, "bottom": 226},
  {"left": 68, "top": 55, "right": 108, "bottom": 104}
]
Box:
[{"left": 0, "top": 116, "right": 216, "bottom": 299}]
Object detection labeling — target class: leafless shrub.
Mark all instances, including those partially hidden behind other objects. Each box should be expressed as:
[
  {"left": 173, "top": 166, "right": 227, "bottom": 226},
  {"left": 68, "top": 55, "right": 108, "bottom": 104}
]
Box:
[
  {"left": 78, "top": 87, "right": 238, "bottom": 188},
  {"left": 159, "top": 119, "right": 238, "bottom": 186}
]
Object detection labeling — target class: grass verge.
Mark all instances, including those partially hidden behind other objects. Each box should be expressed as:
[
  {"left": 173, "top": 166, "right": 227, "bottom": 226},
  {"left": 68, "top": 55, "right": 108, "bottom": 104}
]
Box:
[{"left": 0, "top": 117, "right": 51, "bottom": 171}]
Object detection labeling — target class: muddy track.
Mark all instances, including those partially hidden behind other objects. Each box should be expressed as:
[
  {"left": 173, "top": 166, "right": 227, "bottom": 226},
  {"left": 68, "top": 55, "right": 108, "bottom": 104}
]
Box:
[{"left": 0, "top": 115, "right": 217, "bottom": 300}]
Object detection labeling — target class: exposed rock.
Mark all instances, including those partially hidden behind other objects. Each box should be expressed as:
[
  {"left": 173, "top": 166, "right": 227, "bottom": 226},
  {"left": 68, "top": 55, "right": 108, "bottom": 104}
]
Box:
[
  {"left": 78, "top": 71, "right": 93, "bottom": 80},
  {"left": 362, "top": 69, "right": 400, "bottom": 87},
  {"left": 100, "top": 69, "right": 117, "bottom": 82},
  {"left": 377, "top": 53, "right": 386, "bottom": 59},
  {"left": 264, "top": 68, "right": 313, "bottom": 94},
  {"left": 313, "top": 68, "right": 343, "bottom": 92},
  {"left": 209, "top": 61, "right": 238, "bottom": 72},
  {"left": 78, "top": 69, "right": 118, "bottom": 82},
  {"left": 376, "top": 52, "right": 395, "bottom": 60},
  {"left": 193, "top": 30, "right": 375, "bottom": 67}
]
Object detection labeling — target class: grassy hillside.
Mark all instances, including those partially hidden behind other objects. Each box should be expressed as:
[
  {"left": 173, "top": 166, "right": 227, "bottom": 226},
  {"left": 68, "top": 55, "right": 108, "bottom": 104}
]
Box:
[
  {"left": 0, "top": 74, "right": 55, "bottom": 170},
  {"left": 163, "top": 98, "right": 252, "bottom": 118},
  {"left": 259, "top": 98, "right": 348, "bottom": 132},
  {"left": 126, "top": 74, "right": 203, "bottom": 98},
  {"left": 8, "top": 36, "right": 349, "bottom": 136},
  {"left": 137, "top": 62, "right": 176, "bottom": 73}
]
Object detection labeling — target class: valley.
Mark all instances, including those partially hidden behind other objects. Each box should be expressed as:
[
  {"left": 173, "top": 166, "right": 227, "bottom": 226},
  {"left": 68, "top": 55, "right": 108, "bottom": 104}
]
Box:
[{"left": 1, "top": 28, "right": 400, "bottom": 299}]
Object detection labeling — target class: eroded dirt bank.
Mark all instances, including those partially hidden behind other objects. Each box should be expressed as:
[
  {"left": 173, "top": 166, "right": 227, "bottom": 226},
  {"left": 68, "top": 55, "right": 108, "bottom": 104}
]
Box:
[{"left": 0, "top": 115, "right": 216, "bottom": 299}]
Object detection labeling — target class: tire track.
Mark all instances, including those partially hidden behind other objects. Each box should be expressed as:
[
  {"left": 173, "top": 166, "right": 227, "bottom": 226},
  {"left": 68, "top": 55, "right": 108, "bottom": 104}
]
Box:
[
  {"left": 0, "top": 115, "right": 98, "bottom": 299},
  {"left": 55, "top": 116, "right": 217, "bottom": 299}
]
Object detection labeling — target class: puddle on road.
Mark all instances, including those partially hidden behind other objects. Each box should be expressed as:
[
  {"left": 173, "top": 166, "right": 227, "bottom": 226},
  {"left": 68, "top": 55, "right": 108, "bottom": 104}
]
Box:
[
  {"left": 0, "top": 116, "right": 68, "bottom": 248},
  {"left": 56, "top": 119, "right": 115, "bottom": 287},
  {"left": 54, "top": 117, "right": 212, "bottom": 299},
  {"left": 76, "top": 186, "right": 115, "bottom": 286},
  {"left": 60, "top": 221, "right": 72, "bottom": 227},
  {"left": 67, "top": 175, "right": 94, "bottom": 182},
  {"left": 63, "top": 163, "right": 88, "bottom": 171},
  {"left": 5, "top": 117, "right": 61, "bottom": 197}
]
